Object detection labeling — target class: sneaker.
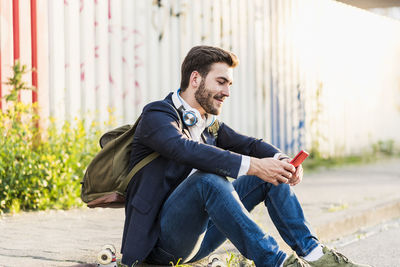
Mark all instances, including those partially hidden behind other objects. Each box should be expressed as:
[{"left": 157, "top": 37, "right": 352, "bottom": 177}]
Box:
[
  {"left": 283, "top": 254, "right": 310, "bottom": 267},
  {"left": 303, "top": 246, "right": 371, "bottom": 267}
]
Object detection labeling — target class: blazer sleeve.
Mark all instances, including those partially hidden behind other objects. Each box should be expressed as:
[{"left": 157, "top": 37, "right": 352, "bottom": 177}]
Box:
[
  {"left": 136, "top": 101, "right": 243, "bottom": 178},
  {"left": 216, "top": 122, "right": 281, "bottom": 158}
]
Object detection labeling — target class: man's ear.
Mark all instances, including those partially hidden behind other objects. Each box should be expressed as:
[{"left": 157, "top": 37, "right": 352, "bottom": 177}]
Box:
[{"left": 189, "top": 71, "right": 202, "bottom": 88}]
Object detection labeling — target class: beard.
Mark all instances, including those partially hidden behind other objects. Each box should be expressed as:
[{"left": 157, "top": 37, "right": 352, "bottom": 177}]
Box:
[{"left": 194, "top": 80, "right": 224, "bottom": 115}]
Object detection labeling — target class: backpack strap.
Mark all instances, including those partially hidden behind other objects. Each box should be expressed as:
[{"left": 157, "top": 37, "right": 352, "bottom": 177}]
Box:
[
  {"left": 120, "top": 151, "right": 160, "bottom": 191},
  {"left": 121, "top": 101, "right": 182, "bottom": 193}
]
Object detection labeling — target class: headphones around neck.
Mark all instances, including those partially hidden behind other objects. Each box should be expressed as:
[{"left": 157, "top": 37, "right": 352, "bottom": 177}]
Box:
[{"left": 176, "top": 89, "right": 215, "bottom": 127}]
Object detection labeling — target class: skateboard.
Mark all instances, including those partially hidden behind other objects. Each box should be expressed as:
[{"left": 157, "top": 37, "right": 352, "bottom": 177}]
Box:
[
  {"left": 97, "top": 244, "right": 118, "bottom": 267},
  {"left": 207, "top": 253, "right": 255, "bottom": 267},
  {"left": 207, "top": 253, "right": 227, "bottom": 267}
]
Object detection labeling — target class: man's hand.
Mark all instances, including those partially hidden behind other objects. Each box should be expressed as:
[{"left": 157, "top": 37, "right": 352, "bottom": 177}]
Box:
[
  {"left": 248, "top": 157, "right": 296, "bottom": 186},
  {"left": 281, "top": 158, "right": 303, "bottom": 186}
]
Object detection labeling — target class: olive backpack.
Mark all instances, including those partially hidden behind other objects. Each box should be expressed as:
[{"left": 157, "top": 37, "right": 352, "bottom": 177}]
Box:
[{"left": 80, "top": 105, "right": 219, "bottom": 208}]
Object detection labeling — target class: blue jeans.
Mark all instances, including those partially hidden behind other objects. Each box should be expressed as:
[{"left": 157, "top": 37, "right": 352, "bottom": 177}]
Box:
[{"left": 145, "top": 172, "right": 319, "bottom": 267}]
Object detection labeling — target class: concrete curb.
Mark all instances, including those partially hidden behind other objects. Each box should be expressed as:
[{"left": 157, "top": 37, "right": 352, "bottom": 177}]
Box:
[{"left": 316, "top": 198, "right": 400, "bottom": 242}]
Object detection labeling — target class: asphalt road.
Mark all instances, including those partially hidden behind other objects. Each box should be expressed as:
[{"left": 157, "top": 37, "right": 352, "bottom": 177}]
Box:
[{"left": 329, "top": 218, "right": 400, "bottom": 267}]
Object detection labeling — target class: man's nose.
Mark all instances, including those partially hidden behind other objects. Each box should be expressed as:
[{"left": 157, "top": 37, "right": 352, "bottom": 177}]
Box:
[{"left": 222, "top": 86, "right": 230, "bottom": 97}]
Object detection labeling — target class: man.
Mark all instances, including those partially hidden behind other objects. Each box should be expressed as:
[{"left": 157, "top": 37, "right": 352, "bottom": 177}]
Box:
[{"left": 121, "top": 46, "right": 370, "bottom": 267}]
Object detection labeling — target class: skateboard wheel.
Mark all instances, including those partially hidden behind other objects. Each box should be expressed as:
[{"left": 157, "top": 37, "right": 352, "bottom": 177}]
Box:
[
  {"left": 97, "top": 249, "right": 113, "bottom": 265},
  {"left": 208, "top": 253, "right": 221, "bottom": 263},
  {"left": 211, "top": 260, "right": 226, "bottom": 267},
  {"left": 101, "top": 244, "right": 116, "bottom": 254}
]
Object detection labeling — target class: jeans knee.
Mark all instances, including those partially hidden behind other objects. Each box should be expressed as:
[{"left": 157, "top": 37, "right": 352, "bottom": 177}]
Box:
[
  {"left": 190, "top": 172, "right": 232, "bottom": 193},
  {"left": 271, "top": 182, "right": 292, "bottom": 195}
]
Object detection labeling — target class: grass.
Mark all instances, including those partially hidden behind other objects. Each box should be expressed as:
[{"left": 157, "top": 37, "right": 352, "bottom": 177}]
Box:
[
  {"left": 302, "top": 146, "right": 400, "bottom": 173},
  {"left": 328, "top": 203, "right": 349, "bottom": 213},
  {"left": 170, "top": 258, "right": 191, "bottom": 267},
  {"left": 114, "top": 252, "right": 255, "bottom": 267}
]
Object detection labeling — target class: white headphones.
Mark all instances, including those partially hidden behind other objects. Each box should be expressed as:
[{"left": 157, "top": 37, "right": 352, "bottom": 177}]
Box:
[{"left": 176, "top": 89, "right": 215, "bottom": 127}]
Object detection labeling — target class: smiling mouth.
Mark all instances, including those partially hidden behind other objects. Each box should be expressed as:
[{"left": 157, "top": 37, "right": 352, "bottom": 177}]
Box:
[
  {"left": 214, "top": 99, "right": 224, "bottom": 106},
  {"left": 214, "top": 95, "right": 225, "bottom": 103}
]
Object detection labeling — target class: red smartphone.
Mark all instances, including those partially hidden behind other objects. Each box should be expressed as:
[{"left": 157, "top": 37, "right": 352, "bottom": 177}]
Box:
[{"left": 290, "top": 150, "right": 309, "bottom": 167}]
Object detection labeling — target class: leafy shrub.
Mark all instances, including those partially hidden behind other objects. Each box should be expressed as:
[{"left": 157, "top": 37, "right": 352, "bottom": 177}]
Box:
[{"left": 0, "top": 61, "right": 101, "bottom": 214}]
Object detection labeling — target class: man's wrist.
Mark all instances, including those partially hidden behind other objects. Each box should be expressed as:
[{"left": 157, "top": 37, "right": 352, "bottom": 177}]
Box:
[{"left": 247, "top": 157, "right": 260, "bottom": 176}]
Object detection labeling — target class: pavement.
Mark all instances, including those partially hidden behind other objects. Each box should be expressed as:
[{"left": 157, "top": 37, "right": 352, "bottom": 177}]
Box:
[
  {"left": 329, "top": 217, "right": 400, "bottom": 267},
  {"left": 1, "top": 158, "right": 400, "bottom": 267}
]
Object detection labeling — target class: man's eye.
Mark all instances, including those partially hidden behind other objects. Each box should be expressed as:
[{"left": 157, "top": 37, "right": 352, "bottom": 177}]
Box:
[{"left": 218, "top": 81, "right": 224, "bottom": 85}]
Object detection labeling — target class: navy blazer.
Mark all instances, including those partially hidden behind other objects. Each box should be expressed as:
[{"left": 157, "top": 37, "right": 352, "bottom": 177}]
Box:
[{"left": 121, "top": 93, "right": 280, "bottom": 266}]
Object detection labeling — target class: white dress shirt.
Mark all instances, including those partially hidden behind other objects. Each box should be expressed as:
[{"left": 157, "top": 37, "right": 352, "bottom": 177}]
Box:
[{"left": 172, "top": 91, "right": 251, "bottom": 177}]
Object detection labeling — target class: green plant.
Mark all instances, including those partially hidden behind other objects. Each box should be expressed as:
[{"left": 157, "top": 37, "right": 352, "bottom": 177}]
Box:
[
  {"left": 308, "top": 81, "right": 326, "bottom": 159},
  {"left": 3, "top": 60, "right": 35, "bottom": 102},
  {"left": 0, "top": 61, "right": 101, "bottom": 214},
  {"left": 372, "top": 139, "right": 395, "bottom": 156},
  {"left": 302, "top": 139, "right": 399, "bottom": 172},
  {"left": 327, "top": 203, "right": 349, "bottom": 213},
  {"left": 226, "top": 252, "right": 239, "bottom": 267},
  {"left": 224, "top": 251, "right": 255, "bottom": 267},
  {"left": 170, "top": 258, "right": 191, "bottom": 267}
]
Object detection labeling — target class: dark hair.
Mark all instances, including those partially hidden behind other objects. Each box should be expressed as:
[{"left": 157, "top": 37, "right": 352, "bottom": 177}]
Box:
[{"left": 180, "top": 46, "right": 239, "bottom": 91}]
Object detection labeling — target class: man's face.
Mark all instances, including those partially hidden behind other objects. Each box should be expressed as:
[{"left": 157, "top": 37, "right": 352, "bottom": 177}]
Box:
[{"left": 194, "top": 62, "right": 233, "bottom": 115}]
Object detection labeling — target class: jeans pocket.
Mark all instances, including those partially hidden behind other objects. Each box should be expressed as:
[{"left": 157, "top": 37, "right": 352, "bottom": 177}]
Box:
[{"left": 145, "top": 246, "right": 177, "bottom": 265}]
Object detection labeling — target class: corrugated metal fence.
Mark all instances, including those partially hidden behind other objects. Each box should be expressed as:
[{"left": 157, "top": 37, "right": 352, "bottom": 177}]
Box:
[{"left": 1, "top": 0, "right": 400, "bottom": 156}]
